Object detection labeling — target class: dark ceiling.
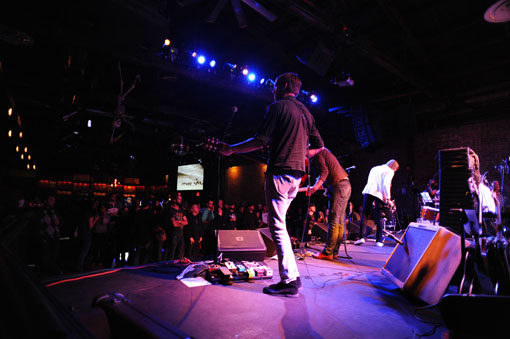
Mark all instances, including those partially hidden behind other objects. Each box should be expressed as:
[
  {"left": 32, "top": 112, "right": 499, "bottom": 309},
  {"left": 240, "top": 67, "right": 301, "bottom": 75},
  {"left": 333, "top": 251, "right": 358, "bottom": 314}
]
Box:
[{"left": 2, "top": 0, "right": 510, "bottom": 181}]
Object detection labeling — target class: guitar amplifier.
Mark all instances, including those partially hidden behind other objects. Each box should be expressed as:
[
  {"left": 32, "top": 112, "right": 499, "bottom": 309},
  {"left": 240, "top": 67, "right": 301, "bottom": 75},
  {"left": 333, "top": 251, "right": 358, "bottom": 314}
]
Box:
[
  {"left": 217, "top": 230, "right": 267, "bottom": 261},
  {"left": 382, "top": 223, "right": 465, "bottom": 305}
]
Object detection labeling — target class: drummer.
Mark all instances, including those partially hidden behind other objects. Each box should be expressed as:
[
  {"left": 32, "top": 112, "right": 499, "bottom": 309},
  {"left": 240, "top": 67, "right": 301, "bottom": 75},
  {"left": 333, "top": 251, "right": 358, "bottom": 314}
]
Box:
[{"left": 427, "top": 179, "right": 438, "bottom": 198}]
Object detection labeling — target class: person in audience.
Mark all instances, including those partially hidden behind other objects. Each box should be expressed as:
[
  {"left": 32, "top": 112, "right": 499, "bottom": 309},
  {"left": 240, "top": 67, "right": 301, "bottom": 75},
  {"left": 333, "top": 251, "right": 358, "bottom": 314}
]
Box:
[
  {"left": 187, "top": 204, "right": 204, "bottom": 259},
  {"left": 243, "top": 202, "right": 259, "bottom": 230},
  {"left": 168, "top": 199, "right": 188, "bottom": 259},
  {"left": 39, "top": 193, "right": 62, "bottom": 274}
]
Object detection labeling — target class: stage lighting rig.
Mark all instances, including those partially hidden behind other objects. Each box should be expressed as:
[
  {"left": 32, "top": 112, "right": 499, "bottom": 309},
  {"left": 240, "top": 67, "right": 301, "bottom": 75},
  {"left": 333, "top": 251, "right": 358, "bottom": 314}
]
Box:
[
  {"left": 330, "top": 73, "right": 354, "bottom": 87},
  {"left": 300, "top": 90, "right": 319, "bottom": 105},
  {"left": 159, "top": 38, "right": 178, "bottom": 61}
]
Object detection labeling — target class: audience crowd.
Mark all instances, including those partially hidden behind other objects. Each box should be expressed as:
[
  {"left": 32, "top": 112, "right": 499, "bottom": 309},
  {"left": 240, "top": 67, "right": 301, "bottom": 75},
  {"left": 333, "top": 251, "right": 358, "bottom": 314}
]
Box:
[{"left": 1, "top": 190, "right": 366, "bottom": 277}]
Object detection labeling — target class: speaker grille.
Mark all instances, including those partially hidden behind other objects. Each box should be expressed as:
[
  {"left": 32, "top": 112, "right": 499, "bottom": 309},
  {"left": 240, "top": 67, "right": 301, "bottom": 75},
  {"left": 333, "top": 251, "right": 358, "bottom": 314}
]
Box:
[
  {"left": 383, "top": 226, "right": 437, "bottom": 286},
  {"left": 439, "top": 147, "right": 477, "bottom": 234}
]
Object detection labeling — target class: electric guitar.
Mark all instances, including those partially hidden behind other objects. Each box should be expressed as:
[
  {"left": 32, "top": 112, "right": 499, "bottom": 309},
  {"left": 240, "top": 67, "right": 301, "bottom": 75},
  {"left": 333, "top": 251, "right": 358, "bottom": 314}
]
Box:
[
  {"left": 199, "top": 136, "right": 267, "bottom": 163},
  {"left": 298, "top": 186, "right": 328, "bottom": 197}
]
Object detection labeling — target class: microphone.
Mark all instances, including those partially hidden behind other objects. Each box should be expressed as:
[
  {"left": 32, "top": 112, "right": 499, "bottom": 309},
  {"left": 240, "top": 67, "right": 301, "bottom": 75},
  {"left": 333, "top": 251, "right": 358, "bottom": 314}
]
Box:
[{"left": 345, "top": 166, "right": 356, "bottom": 171}]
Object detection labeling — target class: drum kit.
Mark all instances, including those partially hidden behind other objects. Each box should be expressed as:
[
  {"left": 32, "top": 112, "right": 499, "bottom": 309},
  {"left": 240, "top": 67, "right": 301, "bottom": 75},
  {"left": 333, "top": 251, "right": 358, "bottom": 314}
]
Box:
[
  {"left": 418, "top": 180, "right": 501, "bottom": 225},
  {"left": 418, "top": 190, "right": 440, "bottom": 224}
]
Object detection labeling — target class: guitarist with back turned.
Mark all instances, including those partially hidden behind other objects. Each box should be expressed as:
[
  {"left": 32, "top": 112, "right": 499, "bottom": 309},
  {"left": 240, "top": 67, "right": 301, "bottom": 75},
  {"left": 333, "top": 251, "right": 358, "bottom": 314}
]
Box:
[
  {"left": 304, "top": 148, "right": 351, "bottom": 260},
  {"left": 218, "top": 72, "right": 324, "bottom": 297}
]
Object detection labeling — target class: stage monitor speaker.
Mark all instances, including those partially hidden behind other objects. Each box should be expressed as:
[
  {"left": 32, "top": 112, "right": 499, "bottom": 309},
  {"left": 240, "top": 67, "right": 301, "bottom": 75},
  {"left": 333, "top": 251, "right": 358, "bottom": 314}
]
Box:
[
  {"left": 217, "top": 230, "right": 267, "bottom": 261},
  {"left": 381, "top": 223, "right": 464, "bottom": 305},
  {"left": 312, "top": 222, "right": 329, "bottom": 242},
  {"left": 257, "top": 228, "right": 276, "bottom": 257}
]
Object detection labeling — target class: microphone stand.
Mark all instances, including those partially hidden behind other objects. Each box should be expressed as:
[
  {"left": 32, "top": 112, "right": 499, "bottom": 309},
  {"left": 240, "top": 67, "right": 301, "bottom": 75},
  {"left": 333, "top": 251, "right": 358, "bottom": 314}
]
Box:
[{"left": 215, "top": 106, "right": 238, "bottom": 264}]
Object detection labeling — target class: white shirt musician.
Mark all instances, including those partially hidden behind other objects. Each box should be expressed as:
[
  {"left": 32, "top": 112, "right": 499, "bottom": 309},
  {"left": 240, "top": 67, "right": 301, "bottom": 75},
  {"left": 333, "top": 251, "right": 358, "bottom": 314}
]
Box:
[{"left": 354, "top": 159, "right": 399, "bottom": 247}]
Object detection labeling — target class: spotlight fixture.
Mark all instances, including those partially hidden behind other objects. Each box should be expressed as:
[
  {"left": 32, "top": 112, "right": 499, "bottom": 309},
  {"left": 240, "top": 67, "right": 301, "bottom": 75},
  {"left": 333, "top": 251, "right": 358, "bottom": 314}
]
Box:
[
  {"left": 242, "top": 68, "right": 249, "bottom": 76},
  {"left": 8, "top": 108, "right": 13, "bottom": 116},
  {"left": 197, "top": 55, "right": 206, "bottom": 64},
  {"left": 191, "top": 51, "right": 197, "bottom": 58},
  {"left": 331, "top": 73, "right": 354, "bottom": 87},
  {"left": 24, "top": 146, "right": 28, "bottom": 153},
  {"left": 28, "top": 154, "right": 31, "bottom": 160},
  {"left": 164, "top": 38, "right": 171, "bottom": 46},
  {"left": 225, "top": 62, "right": 237, "bottom": 71},
  {"left": 19, "top": 131, "right": 23, "bottom": 138},
  {"left": 248, "top": 73, "right": 256, "bottom": 81},
  {"left": 87, "top": 119, "right": 92, "bottom": 128},
  {"left": 26, "top": 163, "right": 30, "bottom": 170},
  {"left": 310, "top": 94, "right": 319, "bottom": 103},
  {"left": 15, "top": 146, "right": 19, "bottom": 152},
  {"left": 8, "top": 130, "right": 12, "bottom": 137},
  {"left": 33, "top": 164, "right": 36, "bottom": 170},
  {"left": 209, "top": 59, "right": 216, "bottom": 68},
  {"left": 259, "top": 78, "right": 265, "bottom": 84}
]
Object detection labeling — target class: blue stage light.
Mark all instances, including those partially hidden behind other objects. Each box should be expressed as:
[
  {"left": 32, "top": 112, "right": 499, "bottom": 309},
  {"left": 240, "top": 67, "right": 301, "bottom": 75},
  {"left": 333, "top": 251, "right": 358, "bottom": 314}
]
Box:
[
  {"left": 310, "top": 94, "right": 319, "bottom": 103},
  {"left": 197, "top": 55, "right": 206, "bottom": 64},
  {"left": 259, "top": 78, "right": 265, "bottom": 84},
  {"left": 248, "top": 73, "right": 256, "bottom": 81},
  {"left": 209, "top": 60, "right": 216, "bottom": 68}
]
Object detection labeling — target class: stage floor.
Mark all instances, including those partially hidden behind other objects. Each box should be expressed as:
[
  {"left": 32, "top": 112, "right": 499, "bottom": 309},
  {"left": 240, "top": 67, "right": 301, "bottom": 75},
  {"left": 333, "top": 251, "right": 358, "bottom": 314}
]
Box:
[{"left": 46, "top": 239, "right": 447, "bottom": 339}]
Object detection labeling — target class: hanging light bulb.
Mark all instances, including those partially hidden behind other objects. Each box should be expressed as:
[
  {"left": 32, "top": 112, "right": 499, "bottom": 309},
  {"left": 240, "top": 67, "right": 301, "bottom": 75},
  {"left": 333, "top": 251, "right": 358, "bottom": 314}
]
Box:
[
  {"left": 8, "top": 108, "right": 13, "bottom": 116},
  {"left": 33, "top": 164, "right": 36, "bottom": 170},
  {"left": 24, "top": 147, "right": 28, "bottom": 153},
  {"left": 21, "top": 154, "right": 24, "bottom": 160},
  {"left": 8, "top": 130, "right": 12, "bottom": 137},
  {"left": 27, "top": 163, "right": 30, "bottom": 170},
  {"left": 19, "top": 131, "right": 23, "bottom": 138},
  {"left": 15, "top": 146, "right": 19, "bottom": 152},
  {"left": 28, "top": 154, "right": 31, "bottom": 160}
]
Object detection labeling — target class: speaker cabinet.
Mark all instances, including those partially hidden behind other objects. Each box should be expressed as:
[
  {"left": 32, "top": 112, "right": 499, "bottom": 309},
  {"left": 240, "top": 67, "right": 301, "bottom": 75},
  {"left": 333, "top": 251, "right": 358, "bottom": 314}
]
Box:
[
  {"left": 217, "top": 230, "right": 267, "bottom": 261},
  {"left": 257, "top": 228, "right": 276, "bottom": 257},
  {"left": 381, "top": 223, "right": 464, "bottom": 305},
  {"left": 439, "top": 147, "right": 477, "bottom": 233},
  {"left": 312, "top": 222, "right": 329, "bottom": 242}
]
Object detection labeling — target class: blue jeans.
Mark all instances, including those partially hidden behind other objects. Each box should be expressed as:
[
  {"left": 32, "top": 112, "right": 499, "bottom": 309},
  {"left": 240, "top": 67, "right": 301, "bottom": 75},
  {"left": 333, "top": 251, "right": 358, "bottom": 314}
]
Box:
[
  {"left": 169, "top": 230, "right": 184, "bottom": 259},
  {"left": 359, "top": 194, "right": 384, "bottom": 242},
  {"left": 323, "top": 180, "right": 351, "bottom": 256},
  {"left": 265, "top": 173, "right": 301, "bottom": 284}
]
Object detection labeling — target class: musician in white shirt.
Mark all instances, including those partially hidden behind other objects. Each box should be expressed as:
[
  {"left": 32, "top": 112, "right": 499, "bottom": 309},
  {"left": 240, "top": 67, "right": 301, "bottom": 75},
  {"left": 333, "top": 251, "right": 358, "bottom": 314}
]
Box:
[{"left": 354, "top": 159, "right": 399, "bottom": 247}]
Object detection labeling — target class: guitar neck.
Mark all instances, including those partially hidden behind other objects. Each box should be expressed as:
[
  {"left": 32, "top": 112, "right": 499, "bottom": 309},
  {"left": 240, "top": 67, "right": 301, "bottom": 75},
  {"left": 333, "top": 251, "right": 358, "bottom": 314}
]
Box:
[{"left": 200, "top": 137, "right": 266, "bottom": 163}]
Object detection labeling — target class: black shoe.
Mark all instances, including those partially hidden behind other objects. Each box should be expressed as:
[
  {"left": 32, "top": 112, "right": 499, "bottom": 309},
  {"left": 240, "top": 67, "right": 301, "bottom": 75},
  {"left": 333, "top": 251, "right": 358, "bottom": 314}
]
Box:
[
  {"left": 263, "top": 281, "right": 299, "bottom": 298},
  {"left": 295, "top": 277, "right": 303, "bottom": 290}
]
